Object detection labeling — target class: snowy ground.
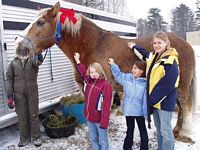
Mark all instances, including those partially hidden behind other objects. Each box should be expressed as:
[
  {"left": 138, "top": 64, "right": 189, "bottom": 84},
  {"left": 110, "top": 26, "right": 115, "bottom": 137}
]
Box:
[{"left": 0, "top": 109, "right": 200, "bottom": 150}]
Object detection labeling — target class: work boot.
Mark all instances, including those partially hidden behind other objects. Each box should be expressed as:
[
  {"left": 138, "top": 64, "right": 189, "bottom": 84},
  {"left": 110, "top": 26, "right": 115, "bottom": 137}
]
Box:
[
  {"left": 33, "top": 138, "right": 41, "bottom": 147},
  {"left": 18, "top": 140, "right": 29, "bottom": 147}
]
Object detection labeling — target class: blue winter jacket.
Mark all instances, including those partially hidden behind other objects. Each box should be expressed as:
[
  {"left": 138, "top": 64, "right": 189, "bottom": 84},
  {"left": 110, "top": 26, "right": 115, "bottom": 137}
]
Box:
[{"left": 110, "top": 63, "right": 147, "bottom": 117}]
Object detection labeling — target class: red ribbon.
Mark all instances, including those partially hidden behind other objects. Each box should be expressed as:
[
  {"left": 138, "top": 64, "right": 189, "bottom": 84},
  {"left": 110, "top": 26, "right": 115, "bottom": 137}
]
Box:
[{"left": 60, "top": 8, "right": 77, "bottom": 25}]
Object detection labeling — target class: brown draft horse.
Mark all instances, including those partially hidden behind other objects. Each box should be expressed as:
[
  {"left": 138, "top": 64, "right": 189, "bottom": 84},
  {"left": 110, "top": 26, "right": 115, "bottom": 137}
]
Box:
[{"left": 15, "top": 2, "right": 195, "bottom": 143}]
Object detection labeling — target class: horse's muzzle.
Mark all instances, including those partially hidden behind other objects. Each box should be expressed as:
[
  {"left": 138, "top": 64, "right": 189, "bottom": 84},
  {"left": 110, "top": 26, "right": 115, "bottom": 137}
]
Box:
[
  {"left": 16, "top": 45, "right": 30, "bottom": 57},
  {"left": 15, "top": 37, "right": 35, "bottom": 57}
]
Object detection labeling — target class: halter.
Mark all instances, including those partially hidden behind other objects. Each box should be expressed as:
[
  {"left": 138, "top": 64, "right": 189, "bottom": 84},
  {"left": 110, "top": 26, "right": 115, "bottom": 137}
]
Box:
[
  {"left": 17, "top": 21, "right": 61, "bottom": 59},
  {"left": 16, "top": 8, "right": 76, "bottom": 58},
  {"left": 55, "top": 22, "right": 62, "bottom": 44}
]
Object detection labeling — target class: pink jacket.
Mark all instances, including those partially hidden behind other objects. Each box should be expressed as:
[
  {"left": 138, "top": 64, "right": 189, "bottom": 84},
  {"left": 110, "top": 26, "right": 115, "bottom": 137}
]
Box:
[{"left": 76, "top": 64, "right": 112, "bottom": 128}]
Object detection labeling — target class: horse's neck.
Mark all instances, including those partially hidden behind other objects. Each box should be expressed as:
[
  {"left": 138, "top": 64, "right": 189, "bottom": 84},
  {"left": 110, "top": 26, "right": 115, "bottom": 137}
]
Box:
[{"left": 59, "top": 17, "right": 104, "bottom": 63}]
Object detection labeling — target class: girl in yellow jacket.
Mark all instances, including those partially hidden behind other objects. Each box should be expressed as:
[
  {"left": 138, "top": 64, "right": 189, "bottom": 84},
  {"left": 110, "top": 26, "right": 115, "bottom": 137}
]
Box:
[{"left": 128, "top": 31, "right": 180, "bottom": 150}]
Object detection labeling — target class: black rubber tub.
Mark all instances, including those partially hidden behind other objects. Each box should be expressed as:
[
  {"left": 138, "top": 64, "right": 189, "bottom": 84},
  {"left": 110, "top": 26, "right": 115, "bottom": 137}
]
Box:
[{"left": 42, "top": 116, "right": 78, "bottom": 138}]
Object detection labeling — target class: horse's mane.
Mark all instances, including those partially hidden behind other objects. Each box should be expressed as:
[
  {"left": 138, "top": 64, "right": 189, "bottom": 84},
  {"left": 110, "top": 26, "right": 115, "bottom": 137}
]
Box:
[
  {"left": 37, "top": 8, "right": 83, "bottom": 36},
  {"left": 56, "top": 13, "right": 82, "bottom": 36}
]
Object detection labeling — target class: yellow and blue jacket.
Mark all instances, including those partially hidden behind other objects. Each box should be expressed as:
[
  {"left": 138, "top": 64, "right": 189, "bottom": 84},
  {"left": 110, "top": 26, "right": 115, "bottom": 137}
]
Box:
[{"left": 133, "top": 45, "right": 180, "bottom": 111}]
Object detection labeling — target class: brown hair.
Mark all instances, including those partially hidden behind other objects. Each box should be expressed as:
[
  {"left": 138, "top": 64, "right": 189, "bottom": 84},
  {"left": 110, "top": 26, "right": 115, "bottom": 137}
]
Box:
[
  {"left": 86, "top": 62, "right": 107, "bottom": 79},
  {"left": 153, "top": 31, "right": 171, "bottom": 49},
  {"left": 134, "top": 61, "right": 146, "bottom": 78}
]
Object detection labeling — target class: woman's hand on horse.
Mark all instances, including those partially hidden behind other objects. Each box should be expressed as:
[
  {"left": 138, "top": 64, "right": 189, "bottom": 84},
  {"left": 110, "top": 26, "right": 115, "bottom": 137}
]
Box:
[
  {"left": 108, "top": 58, "right": 114, "bottom": 64},
  {"left": 128, "top": 42, "right": 136, "bottom": 49},
  {"left": 74, "top": 52, "right": 80, "bottom": 64}
]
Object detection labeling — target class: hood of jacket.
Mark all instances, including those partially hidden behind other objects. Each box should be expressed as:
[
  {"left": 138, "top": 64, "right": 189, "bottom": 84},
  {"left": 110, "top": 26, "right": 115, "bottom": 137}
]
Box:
[{"left": 160, "top": 48, "right": 178, "bottom": 59}]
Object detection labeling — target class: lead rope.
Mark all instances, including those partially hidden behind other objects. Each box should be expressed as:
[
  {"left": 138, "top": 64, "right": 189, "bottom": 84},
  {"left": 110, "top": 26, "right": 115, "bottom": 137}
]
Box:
[
  {"left": 48, "top": 48, "right": 54, "bottom": 82},
  {"left": 43, "top": 48, "right": 48, "bottom": 59}
]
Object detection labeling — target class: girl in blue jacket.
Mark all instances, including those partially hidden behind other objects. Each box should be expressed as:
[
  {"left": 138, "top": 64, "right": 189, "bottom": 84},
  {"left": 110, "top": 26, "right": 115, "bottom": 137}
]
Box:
[{"left": 108, "top": 58, "right": 148, "bottom": 150}]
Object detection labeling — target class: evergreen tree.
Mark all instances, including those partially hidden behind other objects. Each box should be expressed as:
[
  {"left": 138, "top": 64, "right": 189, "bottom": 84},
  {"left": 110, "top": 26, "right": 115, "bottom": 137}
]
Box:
[
  {"left": 146, "top": 8, "right": 168, "bottom": 36},
  {"left": 137, "top": 19, "right": 148, "bottom": 38},
  {"left": 195, "top": 0, "right": 200, "bottom": 30},
  {"left": 171, "top": 4, "right": 195, "bottom": 40}
]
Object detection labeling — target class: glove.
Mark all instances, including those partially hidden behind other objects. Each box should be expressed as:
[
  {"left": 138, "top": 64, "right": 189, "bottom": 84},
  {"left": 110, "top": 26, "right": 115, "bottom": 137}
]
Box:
[
  {"left": 37, "top": 53, "right": 43, "bottom": 62},
  {"left": 7, "top": 97, "right": 15, "bottom": 109}
]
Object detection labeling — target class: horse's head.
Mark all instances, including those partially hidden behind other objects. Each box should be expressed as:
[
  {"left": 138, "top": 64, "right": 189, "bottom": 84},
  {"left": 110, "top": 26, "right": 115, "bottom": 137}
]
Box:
[{"left": 15, "top": 2, "right": 60, "bottom": 56}]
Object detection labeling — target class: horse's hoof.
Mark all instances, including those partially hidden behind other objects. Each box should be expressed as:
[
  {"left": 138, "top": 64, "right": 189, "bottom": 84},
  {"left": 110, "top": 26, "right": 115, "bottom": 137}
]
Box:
[
  {"left": 116, "top": 111, "right": 123, "bottom": 116},
  {"left": 173, "top": 127, "right": 180, "bottom": 138},
  {"left": 176, "top": 135, "right": 195, "bottom": 144}
]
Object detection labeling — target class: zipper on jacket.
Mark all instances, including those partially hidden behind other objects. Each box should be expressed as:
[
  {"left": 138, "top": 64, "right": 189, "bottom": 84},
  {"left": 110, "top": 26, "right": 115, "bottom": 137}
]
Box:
[
  {"left": 23, "top": 59, "right": 29, "bottom": 97},
  {"left": 86, "top": 80, "right": 96, "bottom": 119}
]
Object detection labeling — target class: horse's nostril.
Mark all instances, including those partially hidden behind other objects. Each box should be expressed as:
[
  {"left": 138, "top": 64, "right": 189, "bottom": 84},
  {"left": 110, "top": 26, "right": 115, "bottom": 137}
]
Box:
[{"left": 15, "top": 36, "right": 17, "bottom": 41}]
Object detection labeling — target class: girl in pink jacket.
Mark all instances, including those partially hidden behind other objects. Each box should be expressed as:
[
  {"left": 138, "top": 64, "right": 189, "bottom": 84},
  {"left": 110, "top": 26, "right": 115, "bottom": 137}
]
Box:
[{"left": 74, "top": 53, "right": 112, "bottom": 150}]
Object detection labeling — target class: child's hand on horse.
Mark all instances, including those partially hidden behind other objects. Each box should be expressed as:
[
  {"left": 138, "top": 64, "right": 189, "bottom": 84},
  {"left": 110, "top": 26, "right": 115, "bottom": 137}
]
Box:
[
  {"left": 127, "top": 42, "right": 136, "bottom": 49},
  {"left": 74, "top": 52, "right": 80, "bottom": 64},
  {"left": 108, "top": 58, "right": 114, "bottom": 64}
]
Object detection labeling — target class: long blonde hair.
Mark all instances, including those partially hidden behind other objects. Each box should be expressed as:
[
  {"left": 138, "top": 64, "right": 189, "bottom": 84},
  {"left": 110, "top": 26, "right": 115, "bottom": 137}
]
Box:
[
  {"left": 86, "top": 62, "right": 107, "bottom": 79},
  {"left": 153, "top": 31, "right": 171, "bottom": 49}
]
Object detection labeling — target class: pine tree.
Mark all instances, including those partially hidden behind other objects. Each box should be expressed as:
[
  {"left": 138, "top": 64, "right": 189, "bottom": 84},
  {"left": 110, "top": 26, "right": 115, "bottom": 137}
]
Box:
[
  {"left": 171, "top": 4, "right": 195, "bottom": 40},
  {"left": 137, "top": 19, "right": 148, "bottom": 38},
  {"left": 195, "top": 0, "right": 200, "bottom": 30},
  {"left": 146, "top": 8, "right": 168, "bottom": 36}
]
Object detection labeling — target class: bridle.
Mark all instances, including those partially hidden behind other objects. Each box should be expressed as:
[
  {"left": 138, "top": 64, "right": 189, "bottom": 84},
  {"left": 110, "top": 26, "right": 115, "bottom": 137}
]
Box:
[{"left": 16, "top": 7, "right": 77, "bottom": 57}]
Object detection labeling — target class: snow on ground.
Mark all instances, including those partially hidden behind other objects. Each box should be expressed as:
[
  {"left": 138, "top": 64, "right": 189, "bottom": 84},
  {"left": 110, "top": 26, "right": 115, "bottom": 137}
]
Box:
[{"left": 0, "top": 109, "right": 200, "bottom": 150}]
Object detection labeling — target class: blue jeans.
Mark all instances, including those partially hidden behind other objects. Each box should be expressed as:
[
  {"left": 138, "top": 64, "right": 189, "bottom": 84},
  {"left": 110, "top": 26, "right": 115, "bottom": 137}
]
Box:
[
  {"left": 87, "top": 121, "right": 109, "bottom": 150},
  {"left": 153, "top": 109, "right": 174, "bottom": 150}
]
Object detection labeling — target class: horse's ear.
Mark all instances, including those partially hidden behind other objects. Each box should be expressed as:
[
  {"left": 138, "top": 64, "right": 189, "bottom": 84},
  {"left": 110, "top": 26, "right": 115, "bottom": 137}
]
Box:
[{"left": 48, "top": 2, "right": 60, "bottom": 18}]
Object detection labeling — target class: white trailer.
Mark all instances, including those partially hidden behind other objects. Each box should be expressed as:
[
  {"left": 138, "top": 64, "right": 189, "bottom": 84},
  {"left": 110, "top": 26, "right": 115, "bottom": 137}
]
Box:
[{"left": 0, "top": 0, "right": 137, "bottom": 128}]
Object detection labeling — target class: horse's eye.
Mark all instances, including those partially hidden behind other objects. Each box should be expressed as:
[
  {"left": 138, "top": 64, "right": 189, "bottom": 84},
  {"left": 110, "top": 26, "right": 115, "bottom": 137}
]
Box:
[{"left": 36, "top": 20, "right": 45, "bottom": 26}]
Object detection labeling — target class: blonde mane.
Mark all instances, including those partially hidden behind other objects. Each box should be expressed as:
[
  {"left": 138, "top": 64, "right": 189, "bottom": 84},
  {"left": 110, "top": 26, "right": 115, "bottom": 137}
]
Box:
[
  {"left": 37, "top": 8, "right": 82, "bottom": 37},
  {"left": 56, "top": 12, "right": 82, "bottom": 36}
]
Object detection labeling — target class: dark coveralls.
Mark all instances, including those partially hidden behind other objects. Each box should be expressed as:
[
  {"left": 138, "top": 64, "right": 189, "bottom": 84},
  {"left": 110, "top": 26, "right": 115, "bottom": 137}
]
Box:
[{"left": 6, "top": 56, "right": 42, "bottom": 142}]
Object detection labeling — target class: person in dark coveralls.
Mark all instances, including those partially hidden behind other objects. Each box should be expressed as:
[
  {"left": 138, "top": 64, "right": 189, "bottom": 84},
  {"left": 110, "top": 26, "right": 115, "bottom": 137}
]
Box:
[{"left": 6, "top": 47, "right": 43, "bottom": 147}]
